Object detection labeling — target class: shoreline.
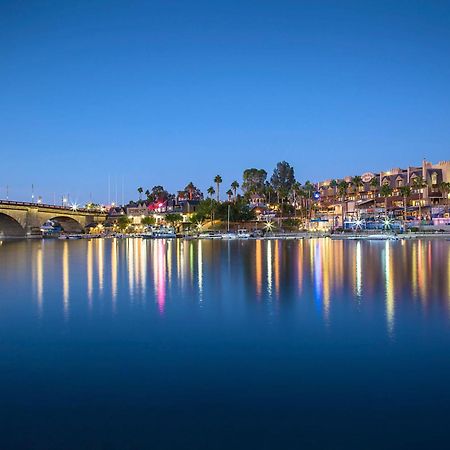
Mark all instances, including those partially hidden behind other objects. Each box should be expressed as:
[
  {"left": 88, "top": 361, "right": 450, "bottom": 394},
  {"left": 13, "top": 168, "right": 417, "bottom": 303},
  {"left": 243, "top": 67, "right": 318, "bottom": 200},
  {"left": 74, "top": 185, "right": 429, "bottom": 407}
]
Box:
[{"left": 2, "top": 231, "right": 450, "bottom": 242}]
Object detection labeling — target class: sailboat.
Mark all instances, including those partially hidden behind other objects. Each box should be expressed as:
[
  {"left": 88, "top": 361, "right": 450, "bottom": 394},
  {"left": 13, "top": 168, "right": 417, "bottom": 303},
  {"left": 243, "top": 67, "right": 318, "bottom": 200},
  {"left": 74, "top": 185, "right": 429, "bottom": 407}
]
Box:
[{"left": 221, "top": 205, "right": 237, "bottom": 239}]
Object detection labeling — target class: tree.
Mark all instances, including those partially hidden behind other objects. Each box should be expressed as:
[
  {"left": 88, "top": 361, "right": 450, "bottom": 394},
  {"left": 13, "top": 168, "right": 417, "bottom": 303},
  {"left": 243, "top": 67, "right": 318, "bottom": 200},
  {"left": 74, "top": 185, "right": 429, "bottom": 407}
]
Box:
[
  {"left": 329, "top": 179, "right": 338, "bottom": 194},
  {"left": 411, "top": 176, "right": 426, "bottom": 221},
  {"left": 117, "top": 216, "right": 132, "bottom": 232},
  {"left": 207, "top": 186, "right": 215, "bottom": 198},
  {"left": 380, "top": 184, "right": 393, "bottom": 218},
  {"left": 207, "top": 186, "right": 216, "bottom": 223},
  {"left": 242, "top": 169, "right": 267, "bottom": 196},
  {"left": 351, "top": 176, "right": 363, "bottom": 200},
  {"left": 214, "top": 175, "right": 222, "bottom": 202},
  {"left": 270, "top": 161, "right": 295, "bottom": 204},
  {"left": 145, "top": 189, "right": 150, "bottom": 201},
  {"left": 165, "top": 213, "right": 183, "bottom": 227},
  {"left": 439, "top": 181, "right": 450, "bottom": 216},
  {"left": 141, "top": 216, "right": 156, "bottom": 226},
  {"left": 290, "top": 181, "right": 303, "bottom": 217},
  {"left": 214, "top": 198, "right": 256, "bottom": 222},
  {"left": 303, "top": 180, "right": 315, "bottom": 220},
  {"left": 226, "top": 189, "right": 233, "bottom": 201},
  {"left": 398, "top": 185, "right": 411, "bottom": 224},
  {"left": 264, "top": 181, "right": 276, "bottom": 205},
  {"left": 137, "top": 187, "right": 143, "bottom": 200},
  {"left": 337, "top": 180, "right": 348, "bottom": 227},
  {"left": 231, "top": 180, "right": 240, "bottom": 201},
  {"left": 370, "top": 177, "right": 379, "bottom": 192}
]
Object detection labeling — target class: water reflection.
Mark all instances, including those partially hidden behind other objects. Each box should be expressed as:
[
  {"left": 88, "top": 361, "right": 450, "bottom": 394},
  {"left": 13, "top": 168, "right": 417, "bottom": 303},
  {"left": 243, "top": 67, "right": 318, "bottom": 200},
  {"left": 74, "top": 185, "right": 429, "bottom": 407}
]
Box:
[
  {"left": 3, "top": 238, "right": 450, "bottom": 337},
  {"left": 111, "top": 239, "right": 118, "bottom": 310},
  {"left": 62, "top": 241, "right": 69, "bottom": 319},
  {"left": 384, "top": 241, "right": 395, "bottom": 336},
  {"left": 32, "top": 242, "right": 44, "bottom": 317}
]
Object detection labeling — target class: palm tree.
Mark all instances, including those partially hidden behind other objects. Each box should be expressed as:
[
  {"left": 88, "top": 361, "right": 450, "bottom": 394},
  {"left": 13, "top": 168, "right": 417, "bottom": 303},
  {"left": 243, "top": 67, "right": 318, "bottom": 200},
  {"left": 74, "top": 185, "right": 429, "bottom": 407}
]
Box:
[
  {"left": 398, "top": 185, "right": 411, "bottom": 227},
  {"left": 329, "top": 179, "right": 338, "bottom": 195},
  {"left": 145, "top": 189, "right": 150, "bottom": 201},
  {"left": 291, "top": 181, "right": 302, "bottom": 217},
  {"left": 351, "top": 175, "right": 363, "bottom": 201},
  {"left": 207, "top": 186, "right": 216, "bottom": 225},
  {"left": 439, "top": 181, "right": 450, "bottom": 216},
  {"left": 231, "top": 180, "right": 239, "bottom": 201},
  {"left": 380, "top": 184, "right": 393, "bottom": 218},
  {"left": 226, "top": 189, "right": 233, "bottom": 202},
  {"left": 337, "top": 181, "right": 348, "bottom": 228},
  {"left": 214, "top": 175, "right": 222, "bottom": 202},
  {"left": 303, "top": 181, "right": 314, "bottom": 220},
  {"left": 411, "top": 176, "right": 426, "bottom": 221},
  {"left": 137, "top": 187, "right": 143, "bottom": 200},
  {"left": 370, "top": 177, "right": 379, "bottom": 194}
]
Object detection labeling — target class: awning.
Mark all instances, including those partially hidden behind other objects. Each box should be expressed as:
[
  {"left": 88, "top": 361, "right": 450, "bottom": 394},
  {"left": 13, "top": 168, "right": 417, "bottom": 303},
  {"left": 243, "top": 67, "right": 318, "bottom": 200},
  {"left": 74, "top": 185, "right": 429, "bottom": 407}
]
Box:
[{"left": 356, "top": 199, "right": 375, "bottom": 207}]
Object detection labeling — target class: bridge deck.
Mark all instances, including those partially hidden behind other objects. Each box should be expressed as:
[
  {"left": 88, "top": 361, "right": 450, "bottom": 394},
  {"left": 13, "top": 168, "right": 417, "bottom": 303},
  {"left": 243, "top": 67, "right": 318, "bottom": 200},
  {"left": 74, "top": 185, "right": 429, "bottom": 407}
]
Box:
[{"left": 0, "top": 200, "right": 106, "bottom": 215}]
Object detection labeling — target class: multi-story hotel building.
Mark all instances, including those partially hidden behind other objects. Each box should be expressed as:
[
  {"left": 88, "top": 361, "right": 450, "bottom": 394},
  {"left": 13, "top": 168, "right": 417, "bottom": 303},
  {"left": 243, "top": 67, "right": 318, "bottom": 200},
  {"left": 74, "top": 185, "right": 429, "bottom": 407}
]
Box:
[{"left": 316, "top": 160, "right": 450, "bottom": 225}]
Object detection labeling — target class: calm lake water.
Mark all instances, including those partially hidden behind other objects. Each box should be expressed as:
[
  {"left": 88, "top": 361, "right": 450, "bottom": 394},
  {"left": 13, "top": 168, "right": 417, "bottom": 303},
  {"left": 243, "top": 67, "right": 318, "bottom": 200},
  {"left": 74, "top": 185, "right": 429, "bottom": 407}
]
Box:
[{"left": 0, "top": 238, "right": 449, "bottom": 449}]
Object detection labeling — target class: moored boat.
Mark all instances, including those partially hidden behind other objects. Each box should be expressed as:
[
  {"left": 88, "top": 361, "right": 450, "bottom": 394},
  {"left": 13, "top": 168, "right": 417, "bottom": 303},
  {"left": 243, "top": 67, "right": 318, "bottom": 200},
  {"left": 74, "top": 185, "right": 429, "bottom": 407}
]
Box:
[
  {"left": 237, "top": 228, "right": 251, "bottom": 239},
  {"left": 141, "top": 226, "right": 176, "bottom": 239}
]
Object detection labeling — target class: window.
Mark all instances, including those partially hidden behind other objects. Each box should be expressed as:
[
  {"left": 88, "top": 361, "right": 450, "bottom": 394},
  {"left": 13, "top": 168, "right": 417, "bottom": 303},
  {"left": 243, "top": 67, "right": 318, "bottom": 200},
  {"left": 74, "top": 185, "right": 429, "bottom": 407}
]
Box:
[{"left": 431, "top": 172, "right": 438, "bottom": 185}]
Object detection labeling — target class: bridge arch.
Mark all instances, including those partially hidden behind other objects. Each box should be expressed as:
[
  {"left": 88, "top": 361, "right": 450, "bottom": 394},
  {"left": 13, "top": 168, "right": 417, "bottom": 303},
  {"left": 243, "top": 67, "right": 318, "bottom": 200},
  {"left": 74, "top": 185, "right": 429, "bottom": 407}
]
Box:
[
  {"left": 0, "top": 213, "right": 26, "bottom": 238},
  {"left": 49, "top": 216, "right": 83, "bottom": 233}
]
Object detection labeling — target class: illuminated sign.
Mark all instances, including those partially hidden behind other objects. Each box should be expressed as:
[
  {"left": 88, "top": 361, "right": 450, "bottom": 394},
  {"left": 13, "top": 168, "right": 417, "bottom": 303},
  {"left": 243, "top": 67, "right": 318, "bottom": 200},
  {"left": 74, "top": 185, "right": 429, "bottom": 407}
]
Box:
[{"left": 361, "top": 172, "right": 375, "bottom": 183}]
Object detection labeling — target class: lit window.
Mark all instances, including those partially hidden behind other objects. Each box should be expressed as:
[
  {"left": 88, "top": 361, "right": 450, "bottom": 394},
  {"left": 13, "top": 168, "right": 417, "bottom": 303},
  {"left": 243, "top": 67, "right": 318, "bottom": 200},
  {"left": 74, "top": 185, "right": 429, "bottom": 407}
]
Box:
[{"left": 431, "top": 172, "right": 438, "bottom": 185}]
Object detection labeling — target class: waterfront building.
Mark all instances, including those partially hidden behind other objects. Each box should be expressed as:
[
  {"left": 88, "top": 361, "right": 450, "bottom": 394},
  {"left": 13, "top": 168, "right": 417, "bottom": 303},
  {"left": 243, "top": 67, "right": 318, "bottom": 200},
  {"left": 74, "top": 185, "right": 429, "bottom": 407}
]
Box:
[{"left": 315, "top": 160, "right": 450, "bottom": 228}]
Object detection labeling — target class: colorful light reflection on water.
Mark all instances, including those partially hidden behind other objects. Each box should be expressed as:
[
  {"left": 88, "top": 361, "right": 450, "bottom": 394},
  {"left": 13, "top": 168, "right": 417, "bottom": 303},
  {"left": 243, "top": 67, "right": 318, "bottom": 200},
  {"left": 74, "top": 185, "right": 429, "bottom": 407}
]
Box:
[{"left": 0, "top": 238, "right": 450, "bottom": 449}]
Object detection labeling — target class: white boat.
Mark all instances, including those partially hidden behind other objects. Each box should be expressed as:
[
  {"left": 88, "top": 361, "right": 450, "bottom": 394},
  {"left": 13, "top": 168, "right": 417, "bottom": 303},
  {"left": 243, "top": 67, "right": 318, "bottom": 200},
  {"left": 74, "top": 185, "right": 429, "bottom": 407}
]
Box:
[
  {"left": 237, "top": 229, "right": 251, "bottom": 239},
  {"left": 198, "top": 231, "right": 222, "bottom": 239},
  {"left": 141, "top": 226, "right": 176, "bottom": 239},
  {"left": 221, "top": 232, "right": 238, "bottom": 239},
  {"left": 40, "top": 220, "right": 63, "bottom": 236}
]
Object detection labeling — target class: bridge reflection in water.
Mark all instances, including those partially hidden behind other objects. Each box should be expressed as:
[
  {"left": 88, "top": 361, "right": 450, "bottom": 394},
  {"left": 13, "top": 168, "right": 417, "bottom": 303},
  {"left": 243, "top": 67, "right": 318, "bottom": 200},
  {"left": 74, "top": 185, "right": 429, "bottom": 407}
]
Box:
[{"left": 0, "top": 238, "right": 446, "bottom": 338}]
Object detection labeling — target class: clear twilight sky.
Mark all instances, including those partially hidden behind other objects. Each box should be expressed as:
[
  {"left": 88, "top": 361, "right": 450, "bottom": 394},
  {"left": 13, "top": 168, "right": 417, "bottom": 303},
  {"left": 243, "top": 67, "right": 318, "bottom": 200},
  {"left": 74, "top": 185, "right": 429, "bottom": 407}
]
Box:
[{"left": 1, "top": 0, "right": 450, "bottom": 204}]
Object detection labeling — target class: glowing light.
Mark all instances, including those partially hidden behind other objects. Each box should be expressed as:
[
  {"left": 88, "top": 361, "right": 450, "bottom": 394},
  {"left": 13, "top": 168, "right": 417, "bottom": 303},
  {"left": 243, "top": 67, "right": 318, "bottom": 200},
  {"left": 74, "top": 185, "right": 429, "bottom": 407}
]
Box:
[
  {"left": 70, "top": 203, "right": 79, "bottom": 211},
  {"left": 264, "top": 220, "right": 275, "bottom": 231},
  {"left": 196, "top": 221, "right": 203, "bottom": 231},
  {"left": 382, "top": 217, "right": 394, "bottom": 230},
  {"left": 352, "top": 218, "right": 365, "bottom": 231}
]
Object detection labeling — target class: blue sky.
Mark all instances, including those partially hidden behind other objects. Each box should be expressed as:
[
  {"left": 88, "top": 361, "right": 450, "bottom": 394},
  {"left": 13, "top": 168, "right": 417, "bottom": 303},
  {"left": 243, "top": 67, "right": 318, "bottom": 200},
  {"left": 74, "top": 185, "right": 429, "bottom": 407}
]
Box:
[{"left": 1, "top": 0, "right": 450, "bottom": 204}]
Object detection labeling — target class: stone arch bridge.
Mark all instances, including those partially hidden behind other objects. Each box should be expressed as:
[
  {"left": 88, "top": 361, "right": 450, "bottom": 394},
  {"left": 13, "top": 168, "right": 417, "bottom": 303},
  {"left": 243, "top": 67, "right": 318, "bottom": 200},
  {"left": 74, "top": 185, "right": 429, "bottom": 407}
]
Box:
[{"left": 0, "top": 201, "right": 108, "bottom": 238}]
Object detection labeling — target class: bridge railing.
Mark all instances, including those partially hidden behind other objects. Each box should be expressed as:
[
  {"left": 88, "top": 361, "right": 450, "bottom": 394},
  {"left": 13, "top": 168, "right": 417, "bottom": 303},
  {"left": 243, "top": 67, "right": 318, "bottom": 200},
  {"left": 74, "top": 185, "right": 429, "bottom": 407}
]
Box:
[{"left": 0, "top": 200, "right": 105, "bottom": 214}]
